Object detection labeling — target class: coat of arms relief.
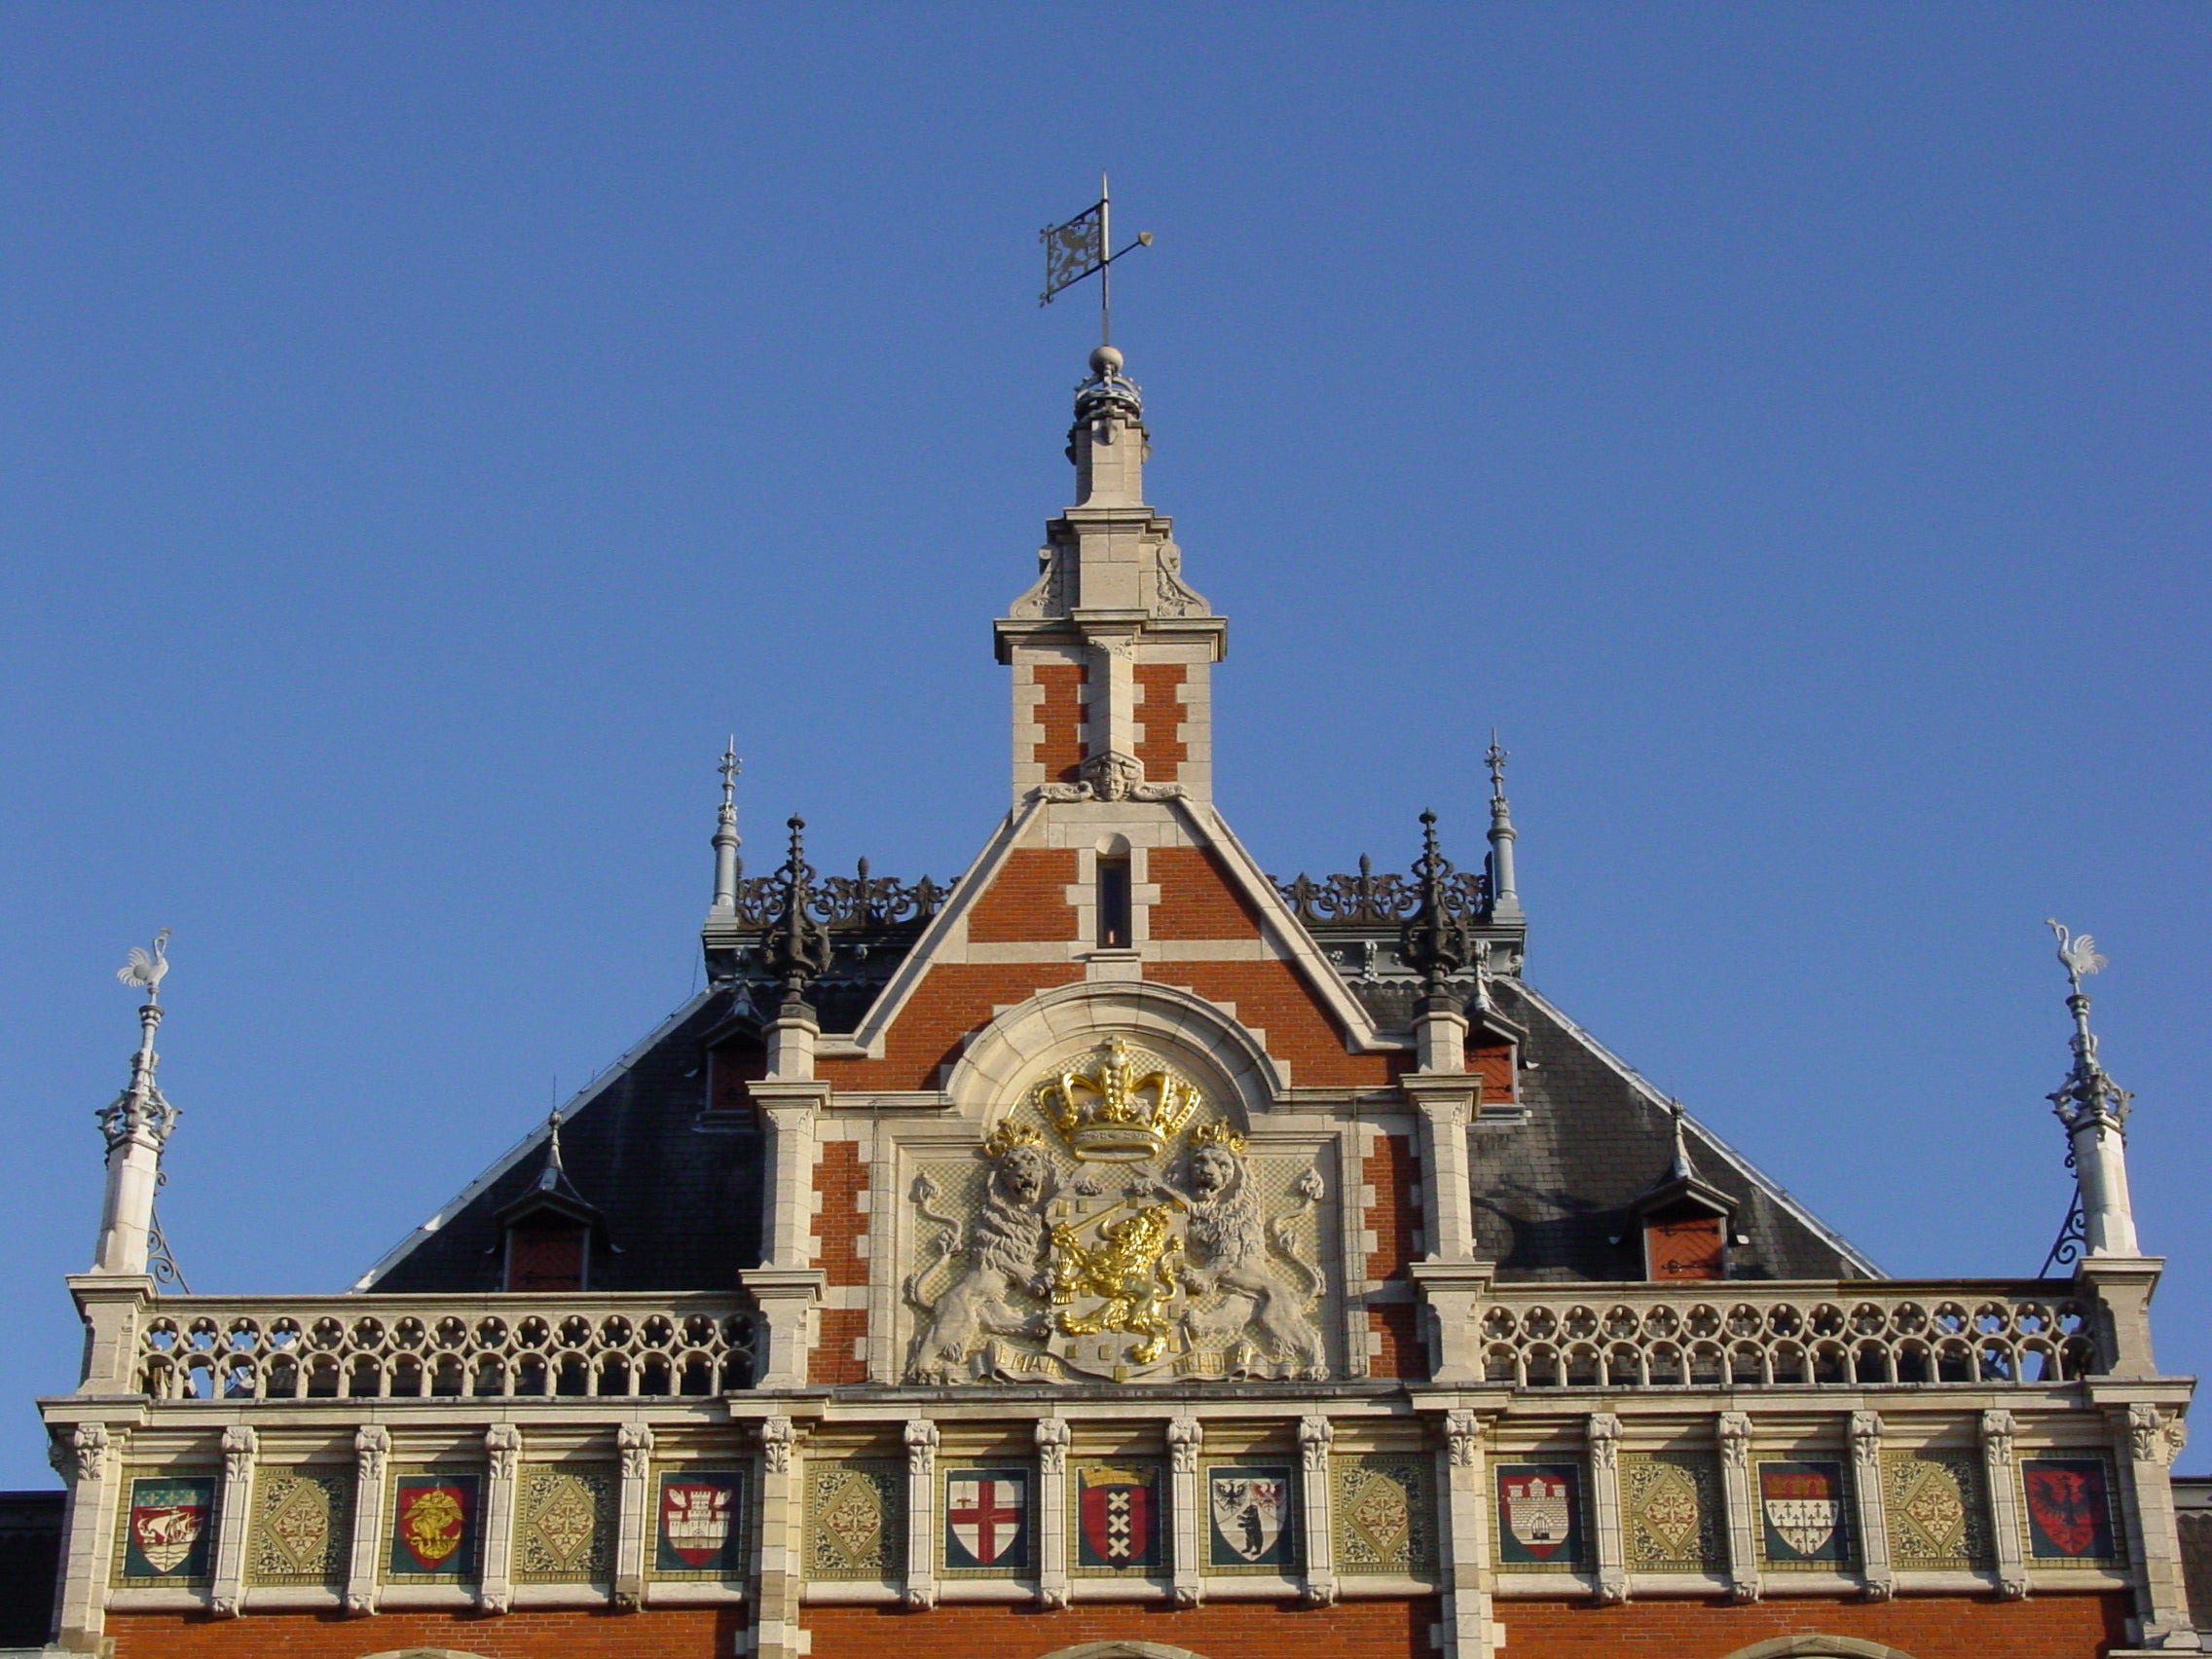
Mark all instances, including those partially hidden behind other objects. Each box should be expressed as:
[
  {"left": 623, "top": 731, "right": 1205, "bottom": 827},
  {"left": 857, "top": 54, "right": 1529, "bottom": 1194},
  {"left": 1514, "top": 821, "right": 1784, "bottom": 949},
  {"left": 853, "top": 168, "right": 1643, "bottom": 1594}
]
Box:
[{"left": 903, "top": 1037, "right": 1333, "bottom": 1383}]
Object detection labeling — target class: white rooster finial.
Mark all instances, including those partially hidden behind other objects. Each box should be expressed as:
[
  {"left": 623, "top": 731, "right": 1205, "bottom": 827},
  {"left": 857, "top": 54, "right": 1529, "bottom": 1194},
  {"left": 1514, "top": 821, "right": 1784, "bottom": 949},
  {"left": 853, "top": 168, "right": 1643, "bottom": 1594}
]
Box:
[
  {"left": 117, "top": 928, "right": 171, "bottom": 1004},
  {"left": 2046, "top": 918, "right": 2107, "bottom": 992}
]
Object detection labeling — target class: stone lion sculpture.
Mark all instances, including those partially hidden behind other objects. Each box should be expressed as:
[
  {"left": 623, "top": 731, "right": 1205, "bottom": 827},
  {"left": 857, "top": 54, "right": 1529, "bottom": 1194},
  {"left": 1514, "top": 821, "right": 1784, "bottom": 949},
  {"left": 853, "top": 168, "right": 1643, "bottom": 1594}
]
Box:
[
  {"left": 904, "top": 1128, "right": 1052, "bottom": 1383},
  {"left": 1167, "top": 1131, "right": 1327, "bottom": 1379}
]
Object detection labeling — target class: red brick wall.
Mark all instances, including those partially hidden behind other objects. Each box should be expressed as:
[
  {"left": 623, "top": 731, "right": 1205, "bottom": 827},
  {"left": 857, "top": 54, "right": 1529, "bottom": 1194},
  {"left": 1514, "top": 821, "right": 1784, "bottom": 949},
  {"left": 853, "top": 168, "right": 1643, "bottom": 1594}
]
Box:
[
  {"left": 106, "top": 1608, "right": 743, "bottom": 1656},
  {"left": 815, "top": 1140, "right": 866, "bottom": 1288},
  {"left": 968, "top": 849, "right": 1080, "bottom": 943},
  {"left": 1495, "top": 1590, "right": 2126, "bottom": 1657},
  {"left": 1369, "top": 1302, "right": 1423, "bottom": 1382},
  {"left": 820, "top": 964, "right": 1087, "bottom": 1090},
  {"left": 1154, "top": 960, "right": 1400, "bottom": 1089},
  {"left": 813, "top": 1306, "right": 870, "bottom": 1384},
  {"left": 1031, "top": 661, "right": 1087, "bottom": 783},
  {"left": 808, "top": 1597, "right": 1442, "bottom": 1657},
  {"left": 1147, "top": 845, "right": 1266, "bottom": 940},
  {"left": 1134, "top": 662, "right": 1189, "bottom": 776},
  {"left": 1365, "top": 1129, "right": 1422, "bottom": 1380}
]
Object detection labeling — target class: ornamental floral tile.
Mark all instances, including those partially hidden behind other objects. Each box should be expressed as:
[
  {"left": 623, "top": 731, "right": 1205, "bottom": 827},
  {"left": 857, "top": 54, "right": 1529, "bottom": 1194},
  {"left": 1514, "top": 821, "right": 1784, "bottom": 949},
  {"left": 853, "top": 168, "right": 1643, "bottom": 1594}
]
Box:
[
  {"left": 1621, "top": 1451, "right": 1723, "bottom": 1573},
  {"left": 515, "top": 1464, "right": 614, "bottom": 1581},
  {"left": 246, "top": 1468, "right": 349, "bottom": 1584},
  {"left": 804, "top": 1459, "right": 903, "bottom": 1581},
  {"left": 1333, "top": 1453, "right": 1433, "bottom": 1576},
  {"left": 1882, "top": 1449, "right": 1992, "bottom": 1570}
]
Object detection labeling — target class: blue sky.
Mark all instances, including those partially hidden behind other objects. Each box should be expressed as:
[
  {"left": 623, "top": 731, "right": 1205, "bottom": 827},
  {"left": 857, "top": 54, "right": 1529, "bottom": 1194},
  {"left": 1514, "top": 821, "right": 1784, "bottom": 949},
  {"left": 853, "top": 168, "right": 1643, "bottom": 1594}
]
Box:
[{"left": 2, "top": 6, "right": 2205, "bottom": 1487}]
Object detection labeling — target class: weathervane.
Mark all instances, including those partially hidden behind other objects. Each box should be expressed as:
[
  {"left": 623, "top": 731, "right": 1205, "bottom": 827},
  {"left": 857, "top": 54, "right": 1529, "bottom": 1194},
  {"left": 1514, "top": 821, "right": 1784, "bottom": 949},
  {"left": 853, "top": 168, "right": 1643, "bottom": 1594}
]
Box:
[
  {"left": 2038, "top": 919, "right": 2139, "bottom": 1273},
  {"left": 1040, "top": 175, "right": 1154, "bottom": 346}
]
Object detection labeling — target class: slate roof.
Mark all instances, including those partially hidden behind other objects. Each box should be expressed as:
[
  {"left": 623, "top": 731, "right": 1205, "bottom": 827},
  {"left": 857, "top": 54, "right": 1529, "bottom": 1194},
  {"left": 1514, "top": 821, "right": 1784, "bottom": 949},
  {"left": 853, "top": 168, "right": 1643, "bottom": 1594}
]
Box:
[{"left": 361, "top": 959, "right": 1875, "bottom": 1293}]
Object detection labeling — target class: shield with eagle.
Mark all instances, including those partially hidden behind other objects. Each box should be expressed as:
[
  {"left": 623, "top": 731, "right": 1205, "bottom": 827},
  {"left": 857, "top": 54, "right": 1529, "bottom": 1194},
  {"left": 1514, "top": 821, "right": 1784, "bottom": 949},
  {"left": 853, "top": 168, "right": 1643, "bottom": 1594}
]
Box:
[
  {"left": 2025, "top": 1458, "right": 2116, "bottom": 1560},
  {"left": 1207, "top": 1466, "right": 1293, "bottom": 1567},
  {"left": 1077, "top": 1464, "right": 1160, "bottom": 1569}
]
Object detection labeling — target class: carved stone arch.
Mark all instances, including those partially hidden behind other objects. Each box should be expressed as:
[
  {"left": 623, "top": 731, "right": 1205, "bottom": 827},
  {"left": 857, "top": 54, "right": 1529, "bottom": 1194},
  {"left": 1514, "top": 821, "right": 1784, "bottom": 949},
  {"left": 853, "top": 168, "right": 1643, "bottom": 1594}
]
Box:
[
  {"left": 946, "top": 977, "right": 1284, "bottom": 1130},
  {"left": 1715, "top": 1638, "right": 1922, "bottom": 1659},
  {"left": 359, "top": 1650, "right": 500, "bottom": 1659},
  {"left": 1029, "top": 1643, "right": 1214, "bottom": 1659}
]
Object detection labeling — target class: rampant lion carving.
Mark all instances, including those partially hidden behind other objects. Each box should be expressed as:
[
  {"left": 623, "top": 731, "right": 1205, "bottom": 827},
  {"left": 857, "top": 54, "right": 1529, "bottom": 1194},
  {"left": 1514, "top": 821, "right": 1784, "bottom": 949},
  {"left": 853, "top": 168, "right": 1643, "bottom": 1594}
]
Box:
[
  {"left": 1050, "top": 1203, "right": 1182, "bottom": 1365},
  {"left": 1160, "top": 1131, "right": 1327, "bottom": 1378},
  {"left": 903, "top": 1130, "right": 1052, "bottom": 1384}
]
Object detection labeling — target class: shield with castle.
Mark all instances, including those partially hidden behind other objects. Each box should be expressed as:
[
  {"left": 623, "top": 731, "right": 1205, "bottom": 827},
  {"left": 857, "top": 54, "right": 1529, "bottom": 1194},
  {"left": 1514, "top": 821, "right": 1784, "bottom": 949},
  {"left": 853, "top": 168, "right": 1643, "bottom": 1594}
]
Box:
[{"left": 903, "top": 1036, "right": 1332, "bottom": 1384}]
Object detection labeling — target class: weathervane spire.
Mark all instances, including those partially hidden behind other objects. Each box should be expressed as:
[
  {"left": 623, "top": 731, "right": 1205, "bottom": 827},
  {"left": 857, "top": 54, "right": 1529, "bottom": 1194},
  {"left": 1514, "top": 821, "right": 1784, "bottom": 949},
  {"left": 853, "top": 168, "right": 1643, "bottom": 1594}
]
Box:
[
  {"left": 2040, "top": 919, "right": 2141, "bottom": 1264},
  {"left": 1040, "top": 177, "right": 1153, "bottom": 348},
  {"left": 712, "top": 739, "right": 743, "bottom": 912},
  {"left": 92, "top": 931, "right": 186, "bottom": 1281},
  {"left": 1485, "top": 729, "right": 1523, "bottom": 920}
]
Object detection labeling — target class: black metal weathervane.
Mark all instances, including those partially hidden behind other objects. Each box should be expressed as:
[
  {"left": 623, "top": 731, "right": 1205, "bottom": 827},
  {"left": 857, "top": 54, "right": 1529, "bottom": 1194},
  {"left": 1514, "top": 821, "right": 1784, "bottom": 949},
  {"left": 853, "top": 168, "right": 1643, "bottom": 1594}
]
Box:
[{"left": 1040, "top": 174, "right": 1154, "bottom": 345}]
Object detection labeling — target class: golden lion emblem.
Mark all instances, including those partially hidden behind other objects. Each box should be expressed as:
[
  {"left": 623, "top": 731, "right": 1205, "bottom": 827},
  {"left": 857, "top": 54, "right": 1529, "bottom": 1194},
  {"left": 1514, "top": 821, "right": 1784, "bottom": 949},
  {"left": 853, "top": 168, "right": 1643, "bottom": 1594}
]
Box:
[{"left": 1049, "top": 1203, "right": 1183, "bottom": 1365}]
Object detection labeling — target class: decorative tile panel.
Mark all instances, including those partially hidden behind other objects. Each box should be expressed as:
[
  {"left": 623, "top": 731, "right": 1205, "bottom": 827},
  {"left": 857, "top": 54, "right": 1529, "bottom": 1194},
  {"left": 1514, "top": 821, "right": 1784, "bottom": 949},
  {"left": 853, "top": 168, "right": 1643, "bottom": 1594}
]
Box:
[
  {"left": 387, "top": 1471, "right": 481, "bottom": 1580},
  {"left": 1072, "top": 1460, "right": 1163, "bottom": 1576},
  {"left": 2022, "top": 1456, "right": 2121, "bottom": 1566},
  {"left": 515, "top": 1463, "right": 614, "bottom": 1582},
  {"left": 1333, "top": 1452, "right": 1434, "bottom": 1577},
  {"left": 115, "top": 1475, "right": 216, "bottom": 1586},
  {"left": 804, "top": 1458, "right": 903, "bottom": 1581},
  {"left": 942, "top": 1465, "right": 1032, "bottom": 1573},
  {"left": 1754, "top": 1459, "right": 1853, "bottom": 1569},
  {"left": 1493, "top": 1461, "right": 1585, "bottom": 1568},
  {"left": 1204, "top": 1462, "right": 1298, "bottom": 1572},
  {"left": 246, "top": 1467, "right": 349, "bottom": 1585},
  {"left": 1882, "top": 1449, "right": 1992, "bottom": 1570},
  {"left": 654, "top": 1468, "right": 747, "bottom": 1579},
  {"left": 1621, "top": 1451, "right": 1723, "bottom": 1573}
]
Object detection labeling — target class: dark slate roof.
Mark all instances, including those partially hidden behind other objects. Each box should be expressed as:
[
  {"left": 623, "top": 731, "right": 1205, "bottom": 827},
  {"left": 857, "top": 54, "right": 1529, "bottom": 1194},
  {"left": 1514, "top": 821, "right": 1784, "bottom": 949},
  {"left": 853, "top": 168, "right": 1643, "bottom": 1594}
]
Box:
[
  {"left": 1477, "top": 978, "right": 1876, "bottom": 1281},
  {"left": 363, "top": 989, "right": 766, "bottom": 1293},
  {"left": 361, "top": 970, "right": 1873, "bottom": 1293}
]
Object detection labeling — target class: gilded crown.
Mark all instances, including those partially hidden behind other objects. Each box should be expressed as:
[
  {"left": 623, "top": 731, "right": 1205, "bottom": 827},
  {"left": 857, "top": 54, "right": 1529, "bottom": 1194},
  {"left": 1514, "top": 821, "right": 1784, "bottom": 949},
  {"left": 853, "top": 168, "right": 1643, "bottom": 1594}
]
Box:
[
  {"left": 1190, "top": 1120, "right": 1246, "bottom": 1156},
  {"left": 982, "top": 1120, "right": 1046, "bottom": 1161},
  {"left": 1030, "top": 1036, "right": 1201, "bottom": 1162}
]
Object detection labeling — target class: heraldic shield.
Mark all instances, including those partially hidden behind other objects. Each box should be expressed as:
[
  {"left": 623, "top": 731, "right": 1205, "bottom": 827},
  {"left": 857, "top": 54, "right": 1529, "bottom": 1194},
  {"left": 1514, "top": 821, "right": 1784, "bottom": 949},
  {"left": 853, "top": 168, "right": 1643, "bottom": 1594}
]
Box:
[
  {"left": 657, "top": 1470, "right": 744, "bottom": 1574},
  {"left": 1494, "top": 1463, "right": 1582, "bottom": 1565},
  {"left": 1077, "top": 1464, "right": 1161, "bottom": 1569},
  {"left": 1207, "top": 1466, "right": 1294, "bottom": 1568},
  {"left": 944, "top": 1468, "right": 1030, "bottom": 1570},
  {"left": 1758, "top": 1460, "right": 1848, "bottom": 1563},
  {"left": 123, "top": 1476, "right": 214, "bottom": 1580},
  {"left": 2025, "top": 1458, "right": 2117, "bottom": 1560},
  {"left": 388, "top": 1473, "right": 479, "bottom": 1577}
]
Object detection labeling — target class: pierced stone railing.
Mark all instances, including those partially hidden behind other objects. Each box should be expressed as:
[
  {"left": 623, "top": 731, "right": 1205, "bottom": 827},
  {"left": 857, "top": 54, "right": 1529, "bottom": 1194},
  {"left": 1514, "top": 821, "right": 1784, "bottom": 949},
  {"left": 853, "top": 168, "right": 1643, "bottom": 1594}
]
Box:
[
  {"left": 135, "top": 1293, "right": 756, "bottom": 1403},
  {"left": 1472, "top": 1281, "right": 2098, "bottom": 1390}
]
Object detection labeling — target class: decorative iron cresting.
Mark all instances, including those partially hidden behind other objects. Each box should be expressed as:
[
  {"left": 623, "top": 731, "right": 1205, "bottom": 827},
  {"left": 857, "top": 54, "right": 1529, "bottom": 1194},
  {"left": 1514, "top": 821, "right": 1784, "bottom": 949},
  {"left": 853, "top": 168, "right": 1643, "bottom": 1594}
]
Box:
[
  {"left": 728, "top": 862, "right": 950, "bottom": 931},
  {"left": 1274, "top": 857, "right": 1488, "bottom": 928}
]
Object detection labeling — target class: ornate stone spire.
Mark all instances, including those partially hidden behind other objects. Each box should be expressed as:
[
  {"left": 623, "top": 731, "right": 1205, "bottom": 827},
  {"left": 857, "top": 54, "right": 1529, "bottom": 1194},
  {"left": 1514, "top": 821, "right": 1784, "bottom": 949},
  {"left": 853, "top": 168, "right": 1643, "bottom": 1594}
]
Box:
[
  {"left": 1485, "top": 731, "right": 1522, "bottom": 921},
  {"left": 2043, "top": 920, "right": 2139, "bottom": 1258},
  {"left": 997, "top": 347, "right": 1226, "bottom": 805},
  {"left": 92, "top": 932, "right": 183, "bottom": 1278},
  {"left": 1399, "top": 811, "right": 1475, "bottom": 1009},
  {"left": 711, "top": 739, "right": 743, "bottom": 914}
]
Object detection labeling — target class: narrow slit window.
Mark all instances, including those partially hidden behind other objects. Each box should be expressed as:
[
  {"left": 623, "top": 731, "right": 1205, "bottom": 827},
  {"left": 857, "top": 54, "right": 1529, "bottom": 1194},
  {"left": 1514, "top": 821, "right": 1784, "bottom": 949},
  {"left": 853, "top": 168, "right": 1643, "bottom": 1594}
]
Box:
[{"left": 1097, "top": 856, "right": 1132, "bottom": 947}]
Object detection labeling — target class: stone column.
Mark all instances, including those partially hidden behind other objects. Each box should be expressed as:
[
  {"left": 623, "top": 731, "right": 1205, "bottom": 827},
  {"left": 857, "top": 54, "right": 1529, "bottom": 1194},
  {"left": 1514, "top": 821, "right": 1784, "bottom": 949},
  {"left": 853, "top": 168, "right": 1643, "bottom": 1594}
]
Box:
[
  {"left": 209, "top": 1423, "right": 258, "bottom": 1617},
  {"left": 613, "top": 1422, "right": 654, "bottom": 1610},
  {"left": 66, "top": 1274, "right": 153, "bottom": 1394},
  {"left": 1849, "top": 1411, "right": 1892, "bottom": 1601},
  {"left": 1300, "top": 1414, "right": 1338, "bottom": 1605},
  {"left": 1167, "top": 1415, "right": 1203, "bottom": 1607},
  {"left": 1036, "top": 1417, "right": 1071, "bottom": 1609},
  {"left": 1409, "top": 1262, "right": 1493, "bottom": 1385},
  {"left": 1716, "top": 1412, "right": 1759, "bottom": 1603},
  {"left": 1441, "top": 1410, "right": 1497, "bottom": 1659},
  {"left": 1980, "top": 1409, "right": 2027, "bottom": 1600},
  {"left": 479, "top": 1422, "right": 521, "bottom": 1613},
  {"left": 742, "top": 1084, "right": 830, "bottom": 1388},
  {"left": 50, "top": 1421, "right": 121, "bottom": 1654},
  {"left": 903, "top": 1420, "right": 939, "bottom": 1609},
  {"left": 2116, "top": 1401, "right": 2199, "bottom": 1650},
  {"left": 346, "top": 1424, "right": 390, "bottom": 1615},
  {"left": 755, "top": 1417, "right": 805, "bottom": 1659},
  {"left": 1402, "top": 1076, "right": 1478, "bottom": 1262},
  {"left": 1588, "top": 1412, "right": 1627, "bottom": 1604}
]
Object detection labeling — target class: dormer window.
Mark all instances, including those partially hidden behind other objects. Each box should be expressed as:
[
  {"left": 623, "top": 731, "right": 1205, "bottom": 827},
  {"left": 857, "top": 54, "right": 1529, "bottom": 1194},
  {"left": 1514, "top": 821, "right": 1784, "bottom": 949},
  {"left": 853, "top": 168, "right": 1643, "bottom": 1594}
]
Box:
[
  {"left": 505, "top": 1214, "right": 589, "bottom": 1293},
  {"left": 1642, "top": 1199, "right": 1726, "bottom": 1282}
]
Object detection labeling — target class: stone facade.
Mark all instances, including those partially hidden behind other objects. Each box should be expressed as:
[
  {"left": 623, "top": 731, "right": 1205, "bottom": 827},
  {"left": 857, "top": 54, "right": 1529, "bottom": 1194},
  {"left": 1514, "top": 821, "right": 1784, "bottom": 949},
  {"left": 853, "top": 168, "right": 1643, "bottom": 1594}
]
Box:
[{"left": 29, "top": 345, "right": 2198, "bottom": 1659}]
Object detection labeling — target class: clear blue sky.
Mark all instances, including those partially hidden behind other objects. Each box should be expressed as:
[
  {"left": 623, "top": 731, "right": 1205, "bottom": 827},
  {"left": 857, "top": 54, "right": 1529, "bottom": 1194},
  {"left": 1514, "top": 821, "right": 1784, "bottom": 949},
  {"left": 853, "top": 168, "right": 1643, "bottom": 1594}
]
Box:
[{"left": 3, "top": 6, "right": 2205, "bottom": 1488}]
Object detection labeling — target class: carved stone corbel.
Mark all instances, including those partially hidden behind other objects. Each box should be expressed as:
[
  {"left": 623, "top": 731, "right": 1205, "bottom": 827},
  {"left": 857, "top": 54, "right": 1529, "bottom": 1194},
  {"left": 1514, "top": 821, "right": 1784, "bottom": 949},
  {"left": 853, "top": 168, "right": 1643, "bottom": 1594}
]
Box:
[
  {"left": 1299, "top": 1414, "right": 1338, "bottom": 1606},
  {"left": 1168, "top": 1416, "right": 1203, "bottom": 1608},
  {"left": 903, "top": 1419, "right": 940, "bottom": 1610}
]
